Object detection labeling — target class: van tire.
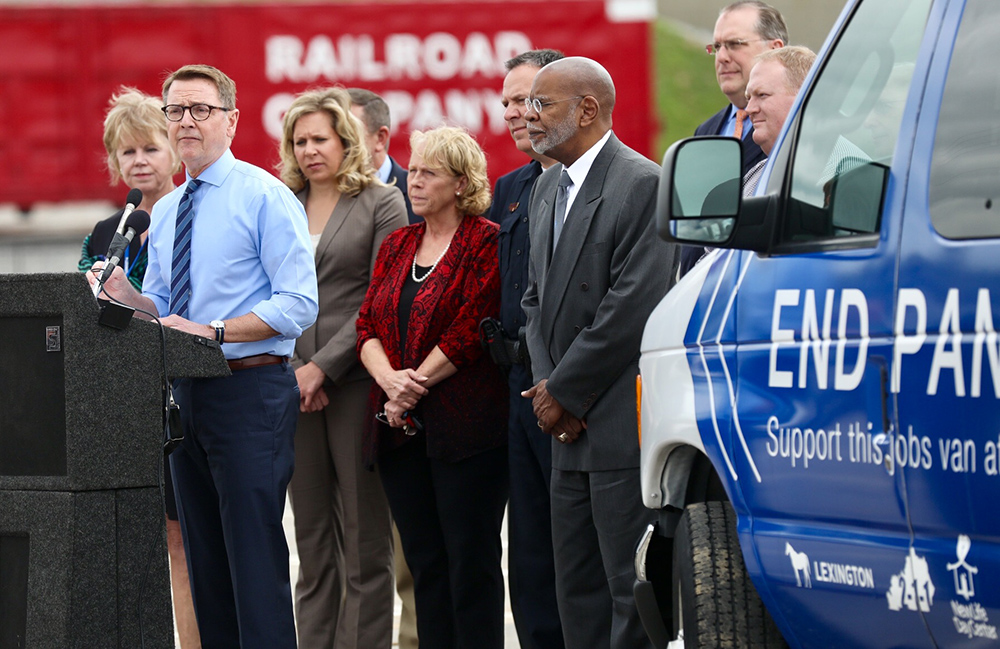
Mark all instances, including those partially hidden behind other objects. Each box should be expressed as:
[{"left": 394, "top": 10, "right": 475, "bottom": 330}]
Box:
[{"left": 672, "top": 501, "right": 786, "bottom": 648}]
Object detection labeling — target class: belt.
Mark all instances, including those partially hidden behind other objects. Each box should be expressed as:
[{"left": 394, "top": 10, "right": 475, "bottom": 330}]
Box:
[{"left": 227, "top": 353, "right": 288, "bottom": 371}]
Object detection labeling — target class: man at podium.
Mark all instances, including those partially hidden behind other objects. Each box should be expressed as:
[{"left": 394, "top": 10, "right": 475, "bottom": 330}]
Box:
[{"left": 88, "top": 64, "right": 318, "bottom": 649}]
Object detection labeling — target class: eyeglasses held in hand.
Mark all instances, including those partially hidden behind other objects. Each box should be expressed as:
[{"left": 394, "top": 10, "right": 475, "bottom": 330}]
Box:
[{"left": 376, "top": 410, "right": 424, "bottom": 436}]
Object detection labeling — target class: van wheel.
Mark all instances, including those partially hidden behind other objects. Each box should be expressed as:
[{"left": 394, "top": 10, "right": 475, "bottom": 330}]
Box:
[{"left": 672, "top": 501, "right": 786, "bottom": 648}]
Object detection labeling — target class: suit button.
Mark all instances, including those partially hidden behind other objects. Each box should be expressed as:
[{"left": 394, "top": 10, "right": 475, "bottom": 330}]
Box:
[
  {"left": 580, "top": 282, "right": 589, "bottom": 291},
  {"left": 574, "top": 325, "right": 581, "bottom": 333},
  {"left": 514, "top": 283, "right": 519, "bottom": 290},
  {"left": 522, "top": 217, "right": 528, "bottom": 223},
  {"left": 516, "top": 249, "right": 522, "bottom": 255}
]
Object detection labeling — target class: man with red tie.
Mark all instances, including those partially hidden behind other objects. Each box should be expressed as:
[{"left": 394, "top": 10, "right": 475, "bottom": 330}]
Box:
[
  {"left": 681, "top": 1, "right": 788, "bottom": 275},
  {"left": 695, "top": 1, "right": 787, "bottom": 173}
]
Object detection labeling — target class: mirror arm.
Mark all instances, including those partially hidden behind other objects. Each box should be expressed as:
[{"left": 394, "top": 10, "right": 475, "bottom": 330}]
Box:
[
  {"left": 656, "top": 140, "right": 683, "bottom": 240},
  {"left": 727, "top": 194, "right": 777, "bottom": 253}
]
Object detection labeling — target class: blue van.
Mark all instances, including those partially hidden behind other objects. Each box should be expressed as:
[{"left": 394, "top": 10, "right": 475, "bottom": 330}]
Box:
[{"left": 633, "top": 0, "right": 1000, "bottom": 647}]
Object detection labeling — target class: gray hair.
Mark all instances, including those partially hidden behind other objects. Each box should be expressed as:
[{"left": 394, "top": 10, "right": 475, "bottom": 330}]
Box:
[{"left": 721, "top": 1, "right": 788, "bottom": 44}]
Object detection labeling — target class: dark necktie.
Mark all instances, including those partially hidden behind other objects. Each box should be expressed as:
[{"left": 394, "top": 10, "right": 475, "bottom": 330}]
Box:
[
  {"left": 169, "top": 178, "right": 202, "bottom": 318},
  {"left": 552, "top": 170, "right": 573, "bottom": 251}
]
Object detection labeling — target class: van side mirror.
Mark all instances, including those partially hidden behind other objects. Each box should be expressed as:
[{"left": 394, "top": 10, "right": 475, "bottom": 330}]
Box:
[
  {"left": 657, "top": 136, "right": 776, "bottom": 253},
  {"left": 656, "top": 137, "right": 741, "bottom": 244}
]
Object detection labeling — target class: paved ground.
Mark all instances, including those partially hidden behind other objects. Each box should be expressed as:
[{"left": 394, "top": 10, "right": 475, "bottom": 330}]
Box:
[
  {"left": 283, "top": 497, "right": 522, "bottom": 648},
  {"left": 172, "top": 497, "right": 521, "bottom": 647}
]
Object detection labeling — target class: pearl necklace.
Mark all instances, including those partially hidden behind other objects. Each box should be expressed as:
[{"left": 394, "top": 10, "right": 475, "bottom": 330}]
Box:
[{"left": 411, "top": 239, "right": 451, "bottom": 283}]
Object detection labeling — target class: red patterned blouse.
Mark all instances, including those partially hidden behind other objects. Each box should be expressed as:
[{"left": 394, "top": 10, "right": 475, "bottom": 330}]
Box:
[{"left": 356, "top": 215, "right": 508, "bottom": 466}]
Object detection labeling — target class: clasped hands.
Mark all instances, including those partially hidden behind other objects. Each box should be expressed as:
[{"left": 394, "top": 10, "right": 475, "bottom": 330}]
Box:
[
  {"left": 378, "top": 368, "right": 429, "bottom": 428},
  {"left": 295, "top": 362, "right": 329, "bottom": 413},
  {"left": 521, "top": 379, "right": 585, "bottom": 444}
]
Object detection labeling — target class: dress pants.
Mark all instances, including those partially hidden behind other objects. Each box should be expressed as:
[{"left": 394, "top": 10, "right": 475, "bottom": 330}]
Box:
[
  {"left": 379, "top": 435, "right": 509, "bottom": 649},
  {"left": 507, "top": 365, "right": 565, "bottom": 649},
  {"left": 170, "top": 363, "right": 298, "bottom": 649},
  {"left": 288, "top": 377, "right": 394, "bottom": 649},
  {"left": 551, "top": 467, "right": 655, "bottom": 649}
]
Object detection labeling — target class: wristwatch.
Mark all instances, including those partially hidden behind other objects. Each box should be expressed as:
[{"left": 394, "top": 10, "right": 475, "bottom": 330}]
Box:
[{"left": 210, "top": 319, "right": 226, "bottom": 344}]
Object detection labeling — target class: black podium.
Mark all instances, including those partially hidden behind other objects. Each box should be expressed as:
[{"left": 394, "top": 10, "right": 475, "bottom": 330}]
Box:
[{"left": 0, "top": 273, "right": 229, "bottom": 649}]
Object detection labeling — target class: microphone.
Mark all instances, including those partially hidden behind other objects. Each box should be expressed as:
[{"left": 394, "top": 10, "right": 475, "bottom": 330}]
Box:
[
  {"left": 114, "top": 188, "right": 144, "bottom": 235},
  {"left": 93, "top": 210, "right": 151, "bottom": 294}
]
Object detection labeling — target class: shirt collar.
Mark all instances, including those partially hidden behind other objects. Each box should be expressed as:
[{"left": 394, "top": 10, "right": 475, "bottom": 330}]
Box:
[
  {"left": 566, "top": 129, "right": 611, "bottom": 187},
  {"left": 563, "top": 129, "right": 612, "bottom": 188},
  {"left": 376, "top": 156, "right": 393, "bottom": 184},
  {"left": 185, "top": 148, "right": 235, "bottom": 188}
]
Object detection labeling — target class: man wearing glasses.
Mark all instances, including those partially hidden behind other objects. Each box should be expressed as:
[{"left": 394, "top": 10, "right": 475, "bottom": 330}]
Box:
[
  {"left": 697, "top": 0, "right": 787, "bottom": 174},
  {"left": 521, "top": 56, "right": 678, "bottom": 649},
  {"left": 679, "top": 1, "right": 787, "bottom": 276},
  {"left": 91, "top": 64, "right": 317, "bottom": 648}
]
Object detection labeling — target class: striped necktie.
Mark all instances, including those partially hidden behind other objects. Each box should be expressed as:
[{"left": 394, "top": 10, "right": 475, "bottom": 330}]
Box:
[{"left": 169, "top": 178, "right": 202, "bottom": 318}]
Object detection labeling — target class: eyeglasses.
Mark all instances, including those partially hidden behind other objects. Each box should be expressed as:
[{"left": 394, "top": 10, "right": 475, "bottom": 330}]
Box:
[
  {"left": 162, "top": 104, "right": 232, "bottom": 122},
  {"left": 375, "top": 410, "right": 424, "bottom": 436},
  {"left": 524, "top": 95, "right": 585, "bottom": 114},
  {"left": 706, "top": 39, "right": 765, "bottom": 55}
]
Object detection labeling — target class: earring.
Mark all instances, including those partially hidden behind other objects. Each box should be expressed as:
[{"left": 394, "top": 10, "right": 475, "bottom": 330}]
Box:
[{"left": 455, "top": 191, "right": 460, "bottom": 196}]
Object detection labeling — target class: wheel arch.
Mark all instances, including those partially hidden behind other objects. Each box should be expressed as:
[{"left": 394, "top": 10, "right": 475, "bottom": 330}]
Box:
[{"left": 658, "top": 445, "right": 730, "bottom": 538}]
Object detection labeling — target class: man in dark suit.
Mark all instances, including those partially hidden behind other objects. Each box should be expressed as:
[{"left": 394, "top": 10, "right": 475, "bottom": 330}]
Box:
[
  {"left": 486, "top": 48, "right": 565, "bottom": 649},
  {"left": 682, "top": 1, "right": 788, "bottom": 274},
  {"left": 521, "top": 57, "right": 679, "bottom": 649},
  {"left": 698, "top": 1, "right": 787, "bottom": 170},
  {"left": 348, "top": 88, "right": 419, "bottom": 224}
]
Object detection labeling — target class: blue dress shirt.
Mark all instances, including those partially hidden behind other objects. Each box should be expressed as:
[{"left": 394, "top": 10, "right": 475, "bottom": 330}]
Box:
[{"left": 143, "top": 149, "right": 318, "bottom": 359}]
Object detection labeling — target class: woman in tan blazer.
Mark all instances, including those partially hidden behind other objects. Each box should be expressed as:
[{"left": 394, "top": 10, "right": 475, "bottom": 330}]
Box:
[{"left": 278, "top": 87, "right": 408, "bottom": 649}]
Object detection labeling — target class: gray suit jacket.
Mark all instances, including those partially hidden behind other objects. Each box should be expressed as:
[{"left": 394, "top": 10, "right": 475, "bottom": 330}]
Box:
[
  {"left": 294, "top": 183, "right": 408, "bottom": 385},
  {"left": 522, "top": 133, "right": 679, "bottom": 471}
]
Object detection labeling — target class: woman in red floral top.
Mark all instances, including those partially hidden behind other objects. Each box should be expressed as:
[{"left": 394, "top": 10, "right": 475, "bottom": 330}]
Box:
[{"left": 357, "top": 126, "right": 508, "bottom": 648}]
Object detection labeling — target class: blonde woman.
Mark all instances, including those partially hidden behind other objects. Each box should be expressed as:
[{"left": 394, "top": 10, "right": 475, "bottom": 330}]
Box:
[
  {"left": 79, "top": 87, "right": 179, "bottom": 289},
  {"left": 278, "top": 87, "right": 407, "bottom": 648},
  {"left": 357, "top": 126, "right": 507, "bottom": 649}
]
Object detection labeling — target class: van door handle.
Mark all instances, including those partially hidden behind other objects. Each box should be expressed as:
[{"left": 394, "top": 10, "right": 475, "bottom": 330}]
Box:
[
  {"left": 873, "top": 432, "right": 894, "bottom": 474},
  {"left": 878, "top": 362, "right": 891, "bottom": 435},
  {"left": 874, "top": 359, "right": 894, "bottom": 474}
]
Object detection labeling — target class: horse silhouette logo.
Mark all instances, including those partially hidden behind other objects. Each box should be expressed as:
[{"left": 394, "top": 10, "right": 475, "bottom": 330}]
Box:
[{"left": 786, "top": 543, "right": 812, "bottom": 588}]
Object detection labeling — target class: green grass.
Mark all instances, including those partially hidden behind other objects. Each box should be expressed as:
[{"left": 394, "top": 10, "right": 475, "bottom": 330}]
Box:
[{"left": 653, "top": 19, "right": 727, "bottom": 160}]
